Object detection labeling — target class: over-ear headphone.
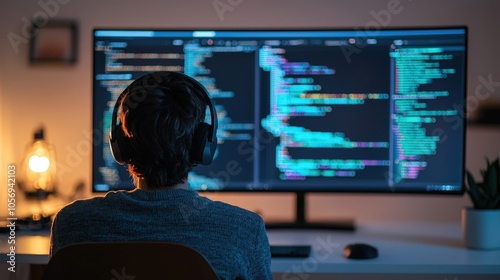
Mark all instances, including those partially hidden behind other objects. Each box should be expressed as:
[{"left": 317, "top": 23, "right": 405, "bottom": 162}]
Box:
[{"left": 108, "top": 71, "right": 218, "bottom": 166}]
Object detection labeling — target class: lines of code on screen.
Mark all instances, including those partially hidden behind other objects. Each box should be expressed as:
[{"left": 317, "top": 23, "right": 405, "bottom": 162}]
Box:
[{"left": 92, "top": 29, "right": 466, "bottom": 193}]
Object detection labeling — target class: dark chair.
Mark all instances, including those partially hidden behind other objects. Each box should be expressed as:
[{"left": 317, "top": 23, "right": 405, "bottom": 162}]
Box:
[{"left": 42, "top": 242, "right": 221, "bottom": 280}]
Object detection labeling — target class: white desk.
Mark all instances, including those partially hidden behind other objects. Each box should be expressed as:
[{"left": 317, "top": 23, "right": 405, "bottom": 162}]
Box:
[
  {"left": 268, "top": 222, "right": 500, "bottom": 279},
  {"left": 1, "top": 222, "right": 500, "bottom": 280}
]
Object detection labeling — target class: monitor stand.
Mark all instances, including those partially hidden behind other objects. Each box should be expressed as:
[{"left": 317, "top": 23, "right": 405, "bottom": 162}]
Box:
[{"left": 265, "top": 192, "right": 356, "bottom": 231}]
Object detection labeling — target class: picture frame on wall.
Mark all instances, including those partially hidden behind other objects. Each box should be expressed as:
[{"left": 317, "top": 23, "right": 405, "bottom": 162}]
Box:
[{"left": 29, "top": 20, "right": 78, "bottom": 64}]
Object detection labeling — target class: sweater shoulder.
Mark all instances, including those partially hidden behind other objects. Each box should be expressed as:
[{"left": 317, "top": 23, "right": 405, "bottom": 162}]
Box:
[{"left": 55, "top": 191, "right": 125, "bottom": 219}]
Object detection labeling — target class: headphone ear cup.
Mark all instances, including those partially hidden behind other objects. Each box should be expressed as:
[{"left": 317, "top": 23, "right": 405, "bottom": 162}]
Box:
[
  {"left": 191, "top": 122, "right": 214, "bottom": 165},
  {"left": 109, "top": 125, "right": 130, "bottom": 165}
]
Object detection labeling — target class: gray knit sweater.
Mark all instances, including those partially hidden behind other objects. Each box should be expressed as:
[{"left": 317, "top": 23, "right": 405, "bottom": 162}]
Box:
[{"left": 50, "top": 188, "right": 272, "bottom": 280}]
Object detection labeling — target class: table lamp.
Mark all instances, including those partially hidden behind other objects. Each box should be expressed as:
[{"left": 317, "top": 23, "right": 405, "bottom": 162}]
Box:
[{"left": 19, "top": 127, "right": 57, "bottom": 199}]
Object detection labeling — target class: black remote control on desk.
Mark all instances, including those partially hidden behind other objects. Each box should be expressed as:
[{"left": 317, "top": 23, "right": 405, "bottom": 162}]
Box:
[{"left": 270, "top": 245, "right": 311, "bottom": 258}]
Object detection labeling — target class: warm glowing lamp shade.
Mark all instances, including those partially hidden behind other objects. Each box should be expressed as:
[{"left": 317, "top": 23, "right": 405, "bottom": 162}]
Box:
[
  {"left": 20, "top": 128, "right": 57, "bottom": 198},
  {"left": 29, "top": 155, "right": 51, "bottom": 173}
]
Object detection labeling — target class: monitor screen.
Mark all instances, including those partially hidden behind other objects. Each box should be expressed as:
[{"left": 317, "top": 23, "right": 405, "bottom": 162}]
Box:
[{"left": 92, "top": 27, "right": 467, "bottom": 194}]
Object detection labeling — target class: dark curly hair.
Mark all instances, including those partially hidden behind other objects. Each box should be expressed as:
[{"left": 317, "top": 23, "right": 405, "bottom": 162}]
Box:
[{"left": 118, "top": 72, "right": 208, "bottom": 188}]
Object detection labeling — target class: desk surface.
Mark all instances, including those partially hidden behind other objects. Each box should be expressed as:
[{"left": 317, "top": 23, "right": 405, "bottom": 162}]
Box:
[
  {"left": 268, "top": 222, "right": 500, "bottom": 276},
  {"left": 1, "top": 222, "right": 500, "bottom": 278}
]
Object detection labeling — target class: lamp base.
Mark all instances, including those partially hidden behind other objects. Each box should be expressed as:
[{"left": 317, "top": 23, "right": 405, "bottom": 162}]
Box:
[
  {"left": 18, "top": 214, "right": 52, "bottom": 231},
  {"left": 24, "top": 189, "right": 54, "bottom": 200}
]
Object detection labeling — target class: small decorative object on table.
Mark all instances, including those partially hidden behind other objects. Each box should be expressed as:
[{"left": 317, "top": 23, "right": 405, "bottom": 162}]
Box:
[{"left": 463, "top": 158, "right": 500, "bottom": 249}]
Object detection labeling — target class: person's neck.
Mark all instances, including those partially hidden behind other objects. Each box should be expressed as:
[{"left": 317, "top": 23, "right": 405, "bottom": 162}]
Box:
[{"left": 137, "top": 178, "right": 188, "bottom": 190}]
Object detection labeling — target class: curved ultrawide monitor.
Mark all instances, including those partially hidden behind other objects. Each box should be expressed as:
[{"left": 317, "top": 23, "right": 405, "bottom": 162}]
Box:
[{"left": 92, "top": 27, "right": 467, "bottom": 194}]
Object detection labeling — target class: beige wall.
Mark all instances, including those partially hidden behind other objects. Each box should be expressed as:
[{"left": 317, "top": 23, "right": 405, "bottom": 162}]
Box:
[
  {"left": 0, "top": 51, "right": 4, "bottom": 218},
  {"left": 1, "top": 0, "right": 499, "bottom": 223}
]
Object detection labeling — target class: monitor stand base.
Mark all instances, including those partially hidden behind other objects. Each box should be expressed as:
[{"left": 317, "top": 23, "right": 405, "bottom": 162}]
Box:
[{"left": 264, "top": 192, "right": 356, "bottom": 231}]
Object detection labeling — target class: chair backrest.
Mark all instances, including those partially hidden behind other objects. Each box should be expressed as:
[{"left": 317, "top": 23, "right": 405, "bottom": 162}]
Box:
[{"left": 42, "top": 242, "right": 221, "bottom": 280}]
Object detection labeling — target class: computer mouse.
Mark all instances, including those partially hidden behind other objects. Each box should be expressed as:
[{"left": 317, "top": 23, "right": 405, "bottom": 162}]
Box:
[{"left": 343, "top": 243, "right": 378, "bottom": 259}]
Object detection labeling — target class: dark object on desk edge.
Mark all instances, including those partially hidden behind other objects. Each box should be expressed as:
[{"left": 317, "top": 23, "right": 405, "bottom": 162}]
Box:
[
  {"left": 0, "top": 215, "right": 52, "bottom": 232},
  {"left": 271, "top": 245, "right": 311, "bottom": 258},
  {"left": 266, "top": 219, "right": 355, "bottom": 231},
  {"left": 0, "top": 221, "right": 17, "bottom": 233},
  {"left": 343, "top": 243, "right": 378, "bottom": 259}
]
